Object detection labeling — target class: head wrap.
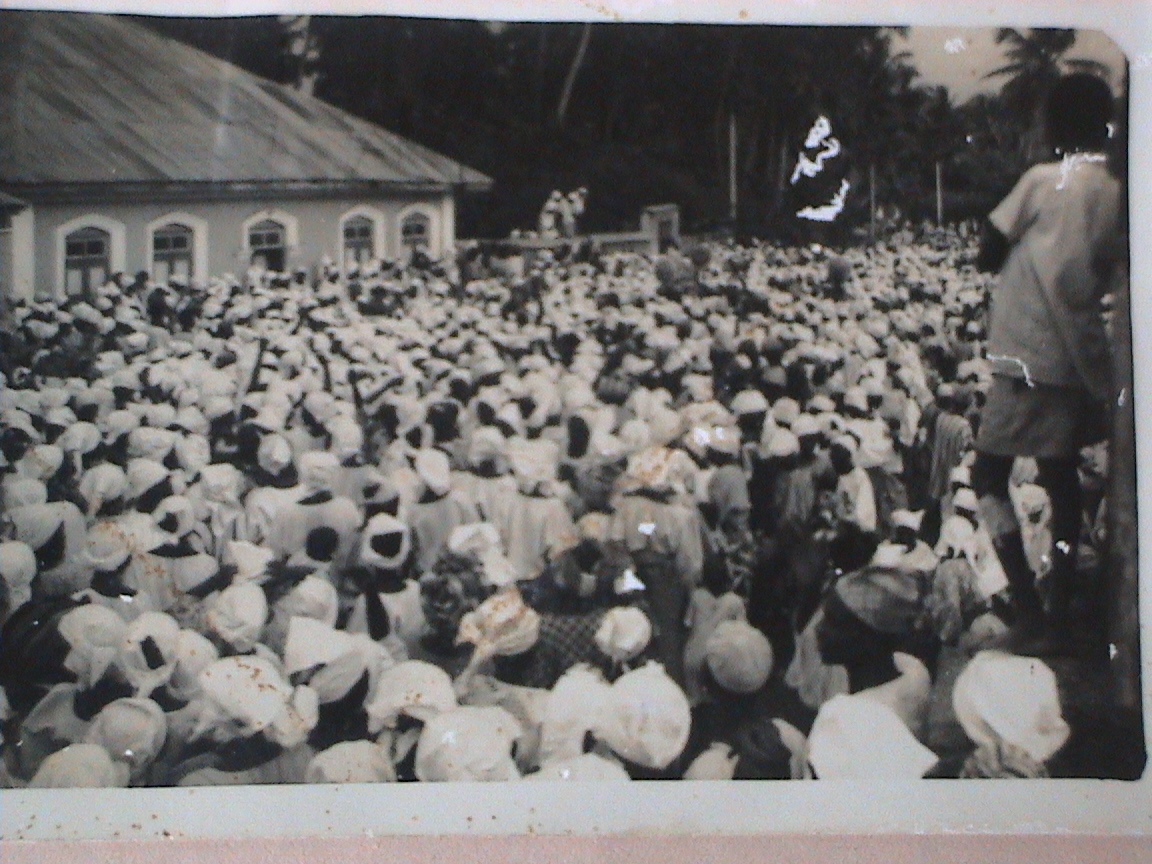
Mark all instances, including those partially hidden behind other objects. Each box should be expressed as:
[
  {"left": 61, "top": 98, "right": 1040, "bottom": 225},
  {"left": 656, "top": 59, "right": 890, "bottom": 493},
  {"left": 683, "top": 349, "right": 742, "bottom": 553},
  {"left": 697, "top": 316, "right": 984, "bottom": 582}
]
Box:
[
  {"left": 306, "top": 740, "right": 396, "bottom": 784},
  {"left": 83, "top": 697, "right": 167, "bottom": 779},
  {"left": 705, "top": 620, "right": 774, "bottom": 694},
  {"left": 807, "top": 693, "right": 938, "bottom": 779},
  {"left": 256, "top": 434, "right": 294, "bottom": 476},
  {"left": 204, "top": 583, "right": 268, "bottom": 654},
  {"left": 953, "top": 488, "right": 979, "bottom": 514},
  {"left": 766, "top": 429, "right": 800, "bottom": 459},
  {"left": 29, "top": 743, "right": 131, "bottom": 788},
  {"left": 359, "top": 514, "right": 411, "bottom": 572},
  {"left": 195, "top": 655, "right": 318, "bottom": 748},
  {"left": 683, "top": 741, "right": 739, "bottom": 780},
  {"left": 119, "top": 612, "right": 182, "bottom": 696},
  {"left": 466, "top": 426, "right": 509, "bottom": 473},
  {"left": 414, "top": 448, "right": 452, "bottom": 497},
  {"left": 58, "top": 604, "right": 128, "bottom": 689},
  {"left": 299, "top": 451, "right": 341, "bottom": 494},
  {"left": 78, "top": 465, "right": 128, "bottom": 518},
  {"left": 446, "top": 522, "right": 518, "bottom": 587},
  {"left": 275, "top": 575, "right": 339, "bottom": 628},
  {"left": 596, "top": 661, "right": 691, "bottom": 770},
  {"left": 174, "top": 435, "right": 211, "bottom": 475},
  {"left": 529, "top": 753, "right": 631, "bottom": 782},
  {"left": 18, "top": 444, "right": 64, "bottom": 481},
  {"left": 224, "top": 541, "right": 276, "bottom": 585},
  {"left": 506, "top": 437, "right": 559, "bottom": 496},
  {"left": 167, "top": 629, "right": 219, "bottom": 702},
  {"left": 199, "top": 464, "right": 244, "bottom": 506},
  {"left": 365, "top": 660, "right": 458, "bottom": 734},
  {"left": 731, "top": 390, "right": 769, "bottom": 416},
  {"left": 2, "top": 477, "right": 47, "bottom": 510},
  {"left": 537, "top": 664, "right": 614, "bottom": 764},
  {"left": 414, "top": 705, "right": 523, "bottom": 782},
  {"left": 284, "top": 616, "right": 384, "bottom": 704},
  {"left": 952, "top": 650, "right": 1070, "bottom": 764},
  {"left": 0, "top": 541, "right": 37, "bottom": 610},
  {"left": 594, "top": 607, "right": 652, "bottom": 662},
  {"left": 620, "top": 446, "right": 678, "bottom": 495},
  {"left": 456, "top": 586, "right": 541, "bottom": 663}
]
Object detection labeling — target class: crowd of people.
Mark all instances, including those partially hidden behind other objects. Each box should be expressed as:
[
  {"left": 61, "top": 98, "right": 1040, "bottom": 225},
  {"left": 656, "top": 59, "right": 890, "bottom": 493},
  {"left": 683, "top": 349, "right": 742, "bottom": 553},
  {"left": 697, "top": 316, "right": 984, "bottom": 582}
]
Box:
[{"left": 0, "top": 220, "right": 1123, "bottom": 787}]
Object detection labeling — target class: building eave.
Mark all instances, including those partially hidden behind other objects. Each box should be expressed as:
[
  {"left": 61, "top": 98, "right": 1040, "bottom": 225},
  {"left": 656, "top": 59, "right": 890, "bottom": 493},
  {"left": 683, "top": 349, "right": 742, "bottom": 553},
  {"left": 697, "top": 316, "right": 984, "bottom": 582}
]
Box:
[{"left": 0, "top": 178, "right": 490, "bottom": 207}]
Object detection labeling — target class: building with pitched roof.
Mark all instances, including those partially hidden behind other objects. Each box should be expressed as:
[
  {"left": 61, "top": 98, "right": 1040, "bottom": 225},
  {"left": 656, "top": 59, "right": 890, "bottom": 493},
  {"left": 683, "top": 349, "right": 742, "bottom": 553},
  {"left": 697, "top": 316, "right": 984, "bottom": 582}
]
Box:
[{"left": 0, "top": 11, "right": 491, "bottom": 299}]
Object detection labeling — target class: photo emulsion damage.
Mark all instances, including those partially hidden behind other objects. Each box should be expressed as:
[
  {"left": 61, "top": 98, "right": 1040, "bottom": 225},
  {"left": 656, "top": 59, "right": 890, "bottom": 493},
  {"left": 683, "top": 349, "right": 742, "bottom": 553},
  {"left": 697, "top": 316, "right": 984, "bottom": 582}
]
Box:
[{"left": 0, "top": 11, "right": 1142, "bottom": 793}]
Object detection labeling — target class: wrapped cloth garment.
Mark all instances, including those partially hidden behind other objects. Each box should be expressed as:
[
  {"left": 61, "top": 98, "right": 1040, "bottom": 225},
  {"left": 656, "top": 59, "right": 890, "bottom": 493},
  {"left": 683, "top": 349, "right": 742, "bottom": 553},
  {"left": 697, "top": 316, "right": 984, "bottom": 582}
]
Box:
[
  {"left": 784, "top": 607, "right": 850, "bottom": 711},
  {"left": 682, "top": 590, "right": 746, "bottom": 706},
  {"left": 408, "top": 492, "right": 479, "bottom": 573},
  {"left": 609, "top": 495, "right": 704, "bottom": 689},
  {"left": 7, "top": 502, "right": 91, "bottom": 599},
  {"left": 263, "top": 490, "right": 362, "bottom": 565},
  {"left": 194, "top": 464, "right": 249, "bottom": 558},
  {"left": 193, "top": 655, "right": 319, "bottom": 750},
  {"left": 454, "top": 472, "right": 519, "bottom": 533},
  {"left": 537, "top": 664, "right": 614, "bottom": 765},
  {"left": 365, "top": 660, "right": 458, "bottom": 734},
  {"left": 346, "top": 580, "right": 426, "bottom": 654},
  {"left": 493, "top": 492, "right": 578, "bottom": 583}
]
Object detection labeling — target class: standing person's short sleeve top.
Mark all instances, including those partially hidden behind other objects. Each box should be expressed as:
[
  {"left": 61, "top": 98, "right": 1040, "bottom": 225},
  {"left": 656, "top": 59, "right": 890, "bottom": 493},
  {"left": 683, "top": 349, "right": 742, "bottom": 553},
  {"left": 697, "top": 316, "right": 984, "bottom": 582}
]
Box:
[{"left": 985, "top": 156, "right": 1121, "bottom": 399}]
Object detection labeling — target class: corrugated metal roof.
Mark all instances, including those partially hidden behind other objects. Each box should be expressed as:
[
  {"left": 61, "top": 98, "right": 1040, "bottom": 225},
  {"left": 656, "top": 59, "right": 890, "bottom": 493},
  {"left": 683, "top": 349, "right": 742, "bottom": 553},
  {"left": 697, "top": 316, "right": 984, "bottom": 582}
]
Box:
[{"left": 0, "top": 11, "right": 492, "bottom": 190}]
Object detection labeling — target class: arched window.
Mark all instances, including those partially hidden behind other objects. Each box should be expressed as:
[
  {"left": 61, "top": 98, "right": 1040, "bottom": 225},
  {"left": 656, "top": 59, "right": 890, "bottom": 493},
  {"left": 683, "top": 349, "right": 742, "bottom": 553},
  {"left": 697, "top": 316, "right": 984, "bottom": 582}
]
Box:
[
  {"left": 152, "top": 222, "right": 195, "bottom": 283},
  {"left": 342, "top": 215, "right": 375, "bottom": 268},
  {"left": 401, "top": 211, "right": 431, "bottom": 249},
  {"left": 63, "top": 226, "right": 110, "bottom": 297},
  {"left": 248, "top": 219, "right": 287, "bottom": 272}
]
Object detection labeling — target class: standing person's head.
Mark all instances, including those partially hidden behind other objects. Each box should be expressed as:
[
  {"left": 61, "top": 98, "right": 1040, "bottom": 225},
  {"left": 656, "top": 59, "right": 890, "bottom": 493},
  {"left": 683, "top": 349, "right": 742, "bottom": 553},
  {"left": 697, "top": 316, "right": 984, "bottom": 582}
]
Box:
[{"left": 1045, "top": 73, "right": 1113, "bottom": 154}]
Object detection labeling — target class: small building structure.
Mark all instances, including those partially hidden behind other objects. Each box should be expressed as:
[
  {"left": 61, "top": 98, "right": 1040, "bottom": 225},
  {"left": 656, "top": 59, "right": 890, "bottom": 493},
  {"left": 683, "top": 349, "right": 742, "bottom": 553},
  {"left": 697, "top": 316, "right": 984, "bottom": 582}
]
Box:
[{"left": 0, "top": 11, "right": 491, "bottom": 300}]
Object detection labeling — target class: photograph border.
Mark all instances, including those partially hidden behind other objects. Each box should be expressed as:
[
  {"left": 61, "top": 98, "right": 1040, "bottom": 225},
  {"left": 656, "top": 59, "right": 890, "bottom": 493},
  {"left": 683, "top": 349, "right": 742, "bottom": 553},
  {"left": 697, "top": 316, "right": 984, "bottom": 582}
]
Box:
[{"left": 0, "top": 0, "right": 1150, "bottom": 847}]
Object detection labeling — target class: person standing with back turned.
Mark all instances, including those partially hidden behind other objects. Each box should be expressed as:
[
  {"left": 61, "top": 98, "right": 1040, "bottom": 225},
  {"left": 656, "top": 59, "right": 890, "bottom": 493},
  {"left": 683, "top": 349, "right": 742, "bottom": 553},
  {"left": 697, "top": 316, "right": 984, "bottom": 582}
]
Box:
[{"left": 972, "top": 73, "right": 1122, "bottom": 656}]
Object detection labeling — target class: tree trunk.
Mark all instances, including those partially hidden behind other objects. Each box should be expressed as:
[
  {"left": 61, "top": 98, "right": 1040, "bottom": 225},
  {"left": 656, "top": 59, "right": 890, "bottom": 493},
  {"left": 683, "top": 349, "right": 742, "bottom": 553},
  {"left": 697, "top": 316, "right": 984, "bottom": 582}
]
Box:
[
  {"left": 555, "top": 23, "right": 592, "bottom": 128},
  {"left": 729, "top": 111, "right": 738, "bottom": 223}
]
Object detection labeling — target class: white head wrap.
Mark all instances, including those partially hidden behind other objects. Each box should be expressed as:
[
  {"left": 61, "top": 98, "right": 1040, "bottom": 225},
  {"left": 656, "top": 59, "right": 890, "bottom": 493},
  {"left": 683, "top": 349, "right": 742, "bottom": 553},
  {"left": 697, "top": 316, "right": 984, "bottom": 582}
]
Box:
[
  {"left": 204, "top": 583, "right": 268, "bottom": 654},
  {"left": 807, "top": 693, "right": 939, "bottom": 779},
  {"left": 29, "top": 743, "right": 131, "bottom": 788},
  {"left": 306, "top": 740, "right": 396, "bottom": 784},
  {"left": 83, "top": 697, "right": 168, "bottom": 779},
  {"left": 594, "top": 607, "right": 652, "bottom": 663},
  {"left": 952, "top": 650, "right": 1070, "bottom": 764},
  {"left": 414, "top": 705, "right": 523, "bottom": 782},
  {"left": 58, "top": 604, "right": 128, "bottom": 689},
  {"left": 595, "top": 661, "right": 691, "bottom": 770},
  {"left": 365, "top": 660, "right": 457, "bottom": 734}
]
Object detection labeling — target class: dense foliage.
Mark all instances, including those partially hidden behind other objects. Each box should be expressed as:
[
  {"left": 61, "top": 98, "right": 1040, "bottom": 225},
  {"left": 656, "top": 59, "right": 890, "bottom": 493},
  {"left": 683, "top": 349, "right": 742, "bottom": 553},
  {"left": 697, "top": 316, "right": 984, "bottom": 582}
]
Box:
[{"left": 135, "top": 17, "right": 1120, "bottom": 241}]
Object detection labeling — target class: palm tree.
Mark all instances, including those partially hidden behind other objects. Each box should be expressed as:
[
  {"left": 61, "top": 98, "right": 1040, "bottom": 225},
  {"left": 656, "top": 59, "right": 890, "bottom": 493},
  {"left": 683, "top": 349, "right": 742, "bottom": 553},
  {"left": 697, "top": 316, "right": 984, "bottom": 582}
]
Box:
[{"left": 984, "top": 28, "right": 1109, "bottom": 161}]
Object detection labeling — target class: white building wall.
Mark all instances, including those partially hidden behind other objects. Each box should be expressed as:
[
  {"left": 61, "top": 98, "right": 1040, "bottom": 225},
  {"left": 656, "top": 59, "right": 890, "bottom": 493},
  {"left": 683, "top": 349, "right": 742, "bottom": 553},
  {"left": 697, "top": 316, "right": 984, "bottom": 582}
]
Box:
[{"left": 17, "top": 191, "right": 459, "bottom": 298}]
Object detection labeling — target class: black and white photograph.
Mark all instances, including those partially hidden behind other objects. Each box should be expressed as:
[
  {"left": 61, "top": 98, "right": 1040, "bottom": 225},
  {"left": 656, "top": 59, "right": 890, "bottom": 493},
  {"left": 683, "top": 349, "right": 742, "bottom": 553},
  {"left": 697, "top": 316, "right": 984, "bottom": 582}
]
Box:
[{"left": 0, "top": 0, "right": 1144, "bottom": 825}]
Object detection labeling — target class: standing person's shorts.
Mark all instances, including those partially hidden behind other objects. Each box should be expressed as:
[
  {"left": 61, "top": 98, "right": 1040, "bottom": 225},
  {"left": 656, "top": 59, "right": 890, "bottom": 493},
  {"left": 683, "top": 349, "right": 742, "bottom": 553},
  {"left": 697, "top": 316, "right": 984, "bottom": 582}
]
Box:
[{"left": 976, "top": 374, "right": 1108, "bottom": 458}]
